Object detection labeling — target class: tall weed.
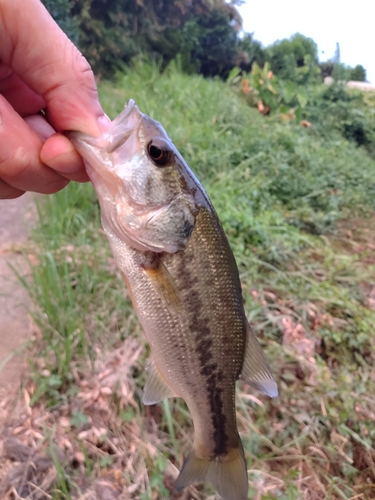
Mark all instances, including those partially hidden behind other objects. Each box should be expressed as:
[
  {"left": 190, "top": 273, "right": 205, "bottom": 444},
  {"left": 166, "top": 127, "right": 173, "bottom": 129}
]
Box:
[{"left": 24, "top": 63, "right": 375, "bottom": 498}]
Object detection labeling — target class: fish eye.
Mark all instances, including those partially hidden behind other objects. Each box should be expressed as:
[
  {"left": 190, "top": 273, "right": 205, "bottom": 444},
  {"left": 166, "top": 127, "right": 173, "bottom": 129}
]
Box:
[{"left": 147, "top": 139, "right": 172, "bottom": 167}]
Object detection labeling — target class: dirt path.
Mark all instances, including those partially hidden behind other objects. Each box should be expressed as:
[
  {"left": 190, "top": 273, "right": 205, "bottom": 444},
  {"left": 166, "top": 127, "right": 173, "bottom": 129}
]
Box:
[{"left": 0, "top": 193, "right": 37, "bottom": 392}]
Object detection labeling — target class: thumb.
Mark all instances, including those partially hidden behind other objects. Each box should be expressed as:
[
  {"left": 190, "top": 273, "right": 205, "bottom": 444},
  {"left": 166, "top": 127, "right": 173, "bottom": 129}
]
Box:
[{"left": 0, "top": 0, "right": 107, "bottom": 136}]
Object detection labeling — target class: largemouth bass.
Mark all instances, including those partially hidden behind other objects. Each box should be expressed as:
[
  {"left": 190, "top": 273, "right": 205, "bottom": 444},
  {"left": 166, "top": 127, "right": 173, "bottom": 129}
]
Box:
[{"left": 68, "top": 100, "right": 277, "bottom": 500}]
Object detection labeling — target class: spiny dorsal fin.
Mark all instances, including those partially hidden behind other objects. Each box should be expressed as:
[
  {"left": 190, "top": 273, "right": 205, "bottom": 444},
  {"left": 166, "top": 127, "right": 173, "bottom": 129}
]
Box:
[
  {"left": 142, "top": 359, "right": 177, "bottom": 405},
  {"left": 240, "top": 323, "right": 278, "bottom": 398}
]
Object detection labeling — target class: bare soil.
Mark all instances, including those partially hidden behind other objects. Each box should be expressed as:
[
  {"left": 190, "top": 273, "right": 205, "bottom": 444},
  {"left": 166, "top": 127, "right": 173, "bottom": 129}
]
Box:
[{"left": 0, "top": 193, "right": 36, "bottom": 393}]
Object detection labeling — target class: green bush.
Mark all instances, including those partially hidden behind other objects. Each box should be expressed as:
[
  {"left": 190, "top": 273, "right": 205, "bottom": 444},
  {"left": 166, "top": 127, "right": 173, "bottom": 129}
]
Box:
[
  {"left": 229, "top": 63, "right": 309, "bottom": 120},
  {"left": 264, "top": 33, "right": 321, "bottom": 85},
  {"left": 303, "top": 84, "right": 375, "bottom": 155}
]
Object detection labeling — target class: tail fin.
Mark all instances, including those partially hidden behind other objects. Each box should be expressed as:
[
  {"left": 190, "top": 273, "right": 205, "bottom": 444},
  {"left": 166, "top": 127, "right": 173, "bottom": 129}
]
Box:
[{"left": 175, "top": 445, "right": 248, "bottom": 500}]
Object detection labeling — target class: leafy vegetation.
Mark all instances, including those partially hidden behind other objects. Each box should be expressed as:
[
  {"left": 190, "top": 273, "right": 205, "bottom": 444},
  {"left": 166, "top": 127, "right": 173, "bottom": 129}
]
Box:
[
  {"left": 66, "top": 0, "right": 243, "bottom": 78},
  {"left": 16, "top": 63, "right": 375, "bottom": 499},
  {"left": 229, "top": 61, "right": 375, "bottom": 161},
  {"left": 263, "top": 33, "right": 321, "bottom": 85},
  {"left": 41, "top": 0, "right": 369, "bottom": 96},
  {"left": 303, "top": 84, "right": 375, "bottom": 156},
  {"left": 229, "top": 62, "right": 309, "bottom": 120}
]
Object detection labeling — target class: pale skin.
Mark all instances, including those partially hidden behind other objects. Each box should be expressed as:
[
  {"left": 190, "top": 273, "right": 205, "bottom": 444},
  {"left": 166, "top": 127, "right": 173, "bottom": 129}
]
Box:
[{"left": 0, "top": 0, "right": 111, "bottom": 199}]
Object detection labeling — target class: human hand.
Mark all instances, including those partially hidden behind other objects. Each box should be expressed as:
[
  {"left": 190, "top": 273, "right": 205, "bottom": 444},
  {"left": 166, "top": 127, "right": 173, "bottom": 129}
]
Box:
[{"left": 0, "top": 0, "right": 110, "bottom": 199}]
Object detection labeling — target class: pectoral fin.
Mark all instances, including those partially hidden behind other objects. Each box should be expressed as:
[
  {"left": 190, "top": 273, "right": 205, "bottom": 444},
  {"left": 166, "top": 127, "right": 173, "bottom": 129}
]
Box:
[
  {"left": 143, "top": 360, "right": 177, "bottom": 405},
  {"left": 240, "top": 323, "right": 278, "bottom": 397},
  {"left": 142, "top": 254, "right": 182, "bottom": 309}
]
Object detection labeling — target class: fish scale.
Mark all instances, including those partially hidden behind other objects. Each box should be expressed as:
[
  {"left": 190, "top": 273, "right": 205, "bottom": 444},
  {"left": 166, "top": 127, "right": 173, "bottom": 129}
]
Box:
[
  {"left": 68, "top": 99, "right": 277, "bottom": 500},
  {"left": 106, "top": 214, "right": 242, "bottom": 457}
]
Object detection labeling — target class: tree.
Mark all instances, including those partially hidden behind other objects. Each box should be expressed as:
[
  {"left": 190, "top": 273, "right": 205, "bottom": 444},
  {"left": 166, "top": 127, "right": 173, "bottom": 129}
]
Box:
[
  {"left": 320, "top": 43, "right": 366, "bottom": 83},
  {"left": 350, "top": 64, "right": 367, "bottom": 82},
  {"left": 319, "top": 61, "right": 334, "bottom": 80},
  {"left": 69, "top": 0, "right": 243, "bottom": 78},
  {"left": 41, "top": 0, "right": 79, "bottom": 45},
  {"left": 179, "top": 9, "right": 240, "bottom": 78},
  {"left": 238, "top": 33, "right": 265, "bottom": 72},
  {"left": 264, "top": 33, "right": 320, "bottom": 85}
]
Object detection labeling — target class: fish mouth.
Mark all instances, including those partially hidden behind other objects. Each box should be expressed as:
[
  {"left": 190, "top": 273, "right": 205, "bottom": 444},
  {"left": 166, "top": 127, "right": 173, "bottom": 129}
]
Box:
[
  {"left": 67, "top": 99, "right": 141, "bottom": 153},
  {"left": 101, "top": 99, "right": 142, "bottom": 154},
  {"left": 66, "top": 99, "right": 143, "bottom": 182}
]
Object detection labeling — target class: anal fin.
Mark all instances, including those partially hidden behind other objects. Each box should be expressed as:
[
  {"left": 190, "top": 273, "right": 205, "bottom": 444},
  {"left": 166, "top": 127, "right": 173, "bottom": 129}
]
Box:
[
  {"left": 142, "top": 360, "right": 177, "bottom": 405},
  {"left": 240, "top": 323, "right": 278, "bottom": 397}
]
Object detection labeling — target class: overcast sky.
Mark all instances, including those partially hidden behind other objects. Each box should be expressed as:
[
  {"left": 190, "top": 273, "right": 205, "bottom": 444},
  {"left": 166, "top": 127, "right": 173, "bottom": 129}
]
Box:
[{"left": 238, "top": 0, "right": 374, "bottom": 83}]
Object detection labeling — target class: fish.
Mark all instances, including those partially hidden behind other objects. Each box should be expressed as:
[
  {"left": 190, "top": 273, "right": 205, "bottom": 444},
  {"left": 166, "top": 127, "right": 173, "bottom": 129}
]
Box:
[{"left": 67, "top": 99, "right": 277, "bottom": 500}]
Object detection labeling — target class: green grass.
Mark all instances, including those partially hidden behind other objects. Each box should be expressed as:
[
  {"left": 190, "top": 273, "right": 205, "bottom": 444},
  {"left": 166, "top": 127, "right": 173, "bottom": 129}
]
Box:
[{"left": 24, "top": 62, "right": 375, "bottom": 499}]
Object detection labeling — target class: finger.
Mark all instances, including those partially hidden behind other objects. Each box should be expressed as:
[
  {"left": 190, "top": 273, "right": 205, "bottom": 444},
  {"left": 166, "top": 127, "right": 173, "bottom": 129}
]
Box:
[
  {"left": 0, "top": 95, "right": 70, "bottom": 194},
  {"left": 0, "top": 0, "right": 109, "bottom": 136},
  {"left": 41, "top": 134, "right": 90, "bottom": 183},
  {"left": 25, "top": 116, "right": 88, "bottom": 182},
  {"left": 0, "top": 64, "right": 46, "bottom": 116},
  {"left": 24, "top": 115, "right": 56, "bottom": 141},
  {"left": 0, "top": 178, "right": 25, "bottom": 199}
]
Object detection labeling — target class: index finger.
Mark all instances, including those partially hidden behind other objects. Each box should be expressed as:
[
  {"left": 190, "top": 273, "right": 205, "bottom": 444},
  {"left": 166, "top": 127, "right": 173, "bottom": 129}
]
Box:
[{"left": 0, "top": 0, "right": 107, "bottom": 136}]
